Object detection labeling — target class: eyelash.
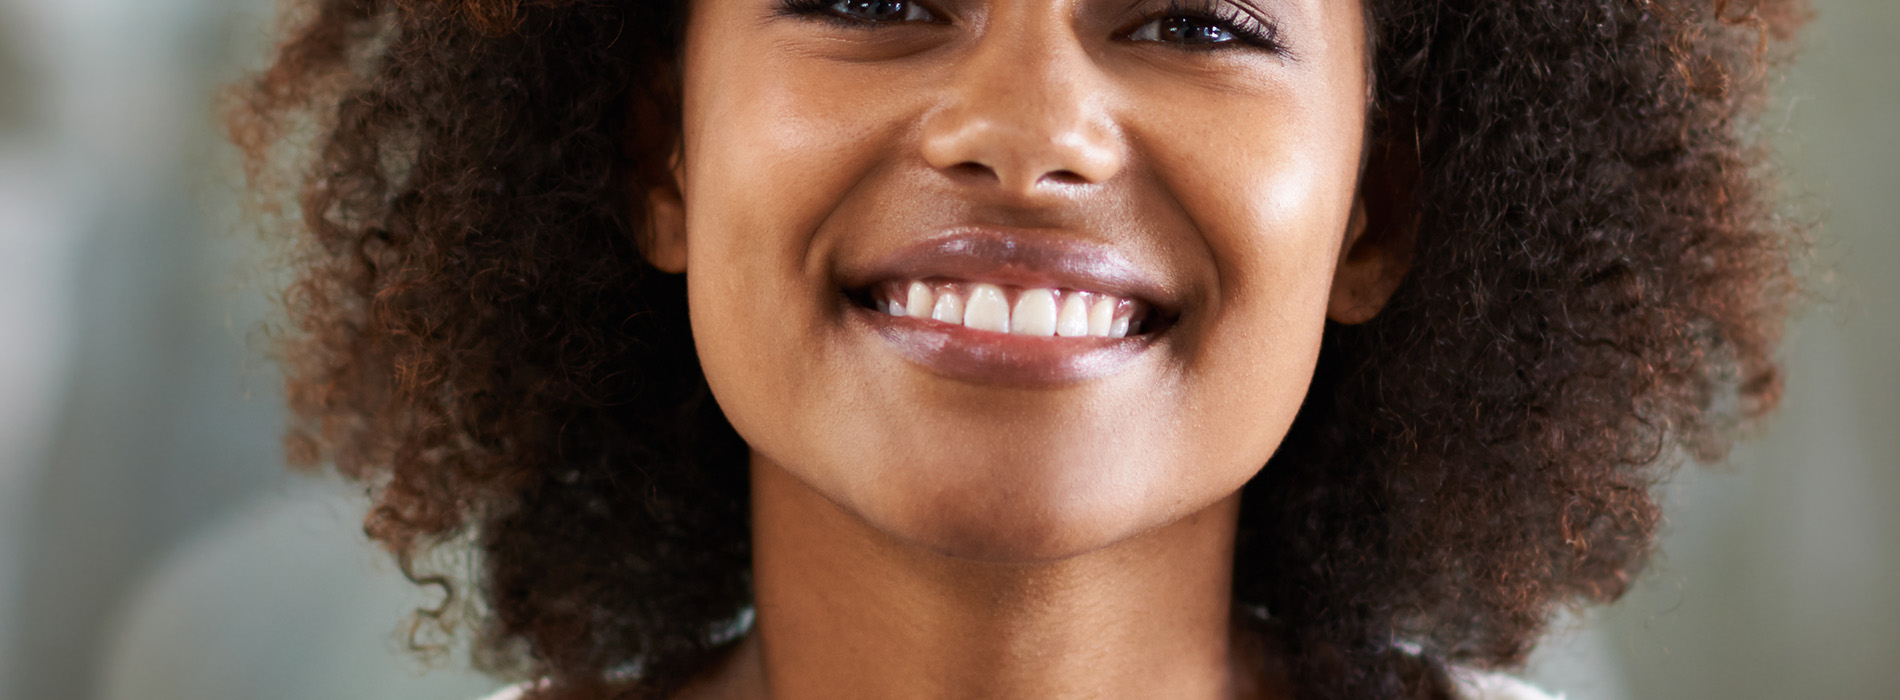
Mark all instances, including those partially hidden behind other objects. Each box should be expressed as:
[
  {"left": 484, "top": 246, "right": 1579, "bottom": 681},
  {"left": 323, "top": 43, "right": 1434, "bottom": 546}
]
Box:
[
  {"left": 771, "top": 0, "right": 1286, "bottom": 54},
  {"left": 1143, "top": 0, "right": 1284, "bottom": 52}
]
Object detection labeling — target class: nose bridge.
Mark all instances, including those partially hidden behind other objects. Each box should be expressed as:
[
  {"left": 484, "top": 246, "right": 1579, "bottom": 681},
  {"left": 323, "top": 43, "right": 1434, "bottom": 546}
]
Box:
[
  {"left": 964, "top": 6, "right": 1072, "bottom": 102},
  {"left": 920, "top": 6, "right": 1124, "bottom": 193}
]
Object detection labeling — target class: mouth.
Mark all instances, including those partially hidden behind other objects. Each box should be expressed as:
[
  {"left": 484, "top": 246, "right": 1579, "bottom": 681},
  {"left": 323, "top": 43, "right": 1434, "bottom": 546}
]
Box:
[
  {"left": 856, "top": 279, "right": 1157, "bottom": 338},
  {"left": 838, "top": 230, "right": 1179, "bottom": 386}
]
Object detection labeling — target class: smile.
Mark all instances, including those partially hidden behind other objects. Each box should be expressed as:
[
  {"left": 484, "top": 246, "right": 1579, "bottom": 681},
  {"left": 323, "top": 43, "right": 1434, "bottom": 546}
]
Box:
[
  {"left": 869, "top": 280, "right": 1150, "bottom": 338},
  {"left": 840, "top": 229, "right": 1177, "bottom": 386}
]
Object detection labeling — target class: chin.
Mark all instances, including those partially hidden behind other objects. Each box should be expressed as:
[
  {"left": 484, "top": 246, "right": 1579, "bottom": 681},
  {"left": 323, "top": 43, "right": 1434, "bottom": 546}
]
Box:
[{"left": 846, "top": 449, "right": 1181, "bottom": 565}]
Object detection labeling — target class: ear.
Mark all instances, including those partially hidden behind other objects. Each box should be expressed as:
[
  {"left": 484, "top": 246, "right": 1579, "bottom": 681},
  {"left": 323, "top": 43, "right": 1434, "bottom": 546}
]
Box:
[
  {"left": 627, "top": 53, "right": 688, "bottom": 274},
  {"left": 1327, "top": 129, "right": 1419, "bottom": 325},
  {"left": 640, "top": 147, "right": 688, "bottom": 274}
]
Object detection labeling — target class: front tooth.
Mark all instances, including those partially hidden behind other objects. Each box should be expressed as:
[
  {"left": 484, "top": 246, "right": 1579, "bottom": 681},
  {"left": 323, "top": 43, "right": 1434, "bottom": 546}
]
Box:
[
  {"left": 1087, "top": 296, "right": 1116, "bottom": 336},
  {"left": 1109, "top": 312, "right": 1132, "bottom": 338},
  {"left": 1012, "top": 288, "right": 1058, "bottom": 336},
  {"left": 964, "top": 283, "right": 1010, "bottom": 333},
  {"left": 931, "top": 289, "right": 965, "bottom": 324},
  {"left": 886, "top": 297, "right": 905, "bottom": 316},
  {"left": 1055, "top": 293, "right": 1090, "bottom": 337},
  {"left": 905, "top": 281, "right": 934, "bottom": 319}
]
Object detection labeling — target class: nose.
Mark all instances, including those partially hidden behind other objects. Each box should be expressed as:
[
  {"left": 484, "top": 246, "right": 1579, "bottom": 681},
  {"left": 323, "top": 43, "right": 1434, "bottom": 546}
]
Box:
[{"left": 919, "top": 23, "right": 1126, "bottom": 196}]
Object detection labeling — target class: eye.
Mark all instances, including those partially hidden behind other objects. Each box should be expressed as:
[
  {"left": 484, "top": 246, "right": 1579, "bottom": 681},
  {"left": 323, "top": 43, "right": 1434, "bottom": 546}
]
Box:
[
  {"left": 1130, "top": 16, "right": 1238, "bottom": 45},
  {"left": 779, "top": 0, "right": 938, "bottom": 24},
  {"left": 1125, "top": 2, "right": 1282, "bottom": 52}
]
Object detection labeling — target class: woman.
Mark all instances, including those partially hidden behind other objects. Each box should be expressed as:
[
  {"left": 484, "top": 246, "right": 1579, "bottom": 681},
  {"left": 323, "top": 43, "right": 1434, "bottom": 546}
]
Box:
[{"left": 227, "top": 0, "right": 1803, "bottom": 698}]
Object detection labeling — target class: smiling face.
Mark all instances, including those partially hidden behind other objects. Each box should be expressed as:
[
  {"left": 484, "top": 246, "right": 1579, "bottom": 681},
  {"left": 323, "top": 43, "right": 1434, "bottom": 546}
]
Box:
[{"left": 648, "top": 0, "right": 1393, "bottom": 562}]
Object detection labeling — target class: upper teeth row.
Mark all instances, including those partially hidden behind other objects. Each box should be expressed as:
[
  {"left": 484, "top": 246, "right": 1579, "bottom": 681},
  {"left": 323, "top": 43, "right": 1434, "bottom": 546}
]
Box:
[{"left": 880, "top": 280, "right": 1143, "bottom": 338}]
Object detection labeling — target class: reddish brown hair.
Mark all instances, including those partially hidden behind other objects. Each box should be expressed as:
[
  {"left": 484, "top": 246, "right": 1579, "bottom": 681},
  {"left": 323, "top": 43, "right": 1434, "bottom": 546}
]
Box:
[{"left": 229, "top": 1, "right": 1805, "bottom": 697}]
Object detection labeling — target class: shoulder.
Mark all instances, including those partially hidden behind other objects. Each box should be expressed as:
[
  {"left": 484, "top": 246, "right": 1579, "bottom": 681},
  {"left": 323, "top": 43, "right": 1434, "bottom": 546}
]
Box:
[
  {"left": 1448, "top": 667, "right": 1565, "bottom": 700},
  {"left": 476, "top": 670, "right": 1562, "bottom": 700},
  {"left": 476, "top": 683, "right": 533, "bottom": 700}
]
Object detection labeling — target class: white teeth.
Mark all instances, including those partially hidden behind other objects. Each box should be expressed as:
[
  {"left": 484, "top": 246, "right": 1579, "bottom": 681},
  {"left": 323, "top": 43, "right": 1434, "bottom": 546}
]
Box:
[
  {"left": 1087, "top": 296, "right": 1115, "bottom": 336},
  {"left": 880, "top": 280, "right": 1147, "bottom": 338},
  {"left": 1055, "top": 294, "right": 1090, "bottom": 337},
  {"left": 1011, "top": 288, "right": 1059, "bottom": 336},
  {"left": 963, "top": 283, "right": 1011, "bottom": 333},
  {"left": 905, "top": 281, "right": 934, "bottom": 319},
  {"left": 930, "top": 291, "right": 964, "bottom": 324}
]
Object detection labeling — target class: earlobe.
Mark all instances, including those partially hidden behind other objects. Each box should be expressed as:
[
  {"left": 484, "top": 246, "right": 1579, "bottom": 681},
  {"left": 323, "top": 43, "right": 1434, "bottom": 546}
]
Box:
[
  {"left": 637, "top": 142, "right": 688, "bottom": 274},
  {"left": 1326, "top": 132, "right": 1419, "bottom": 325},
  {"left": 1326, "top": 201, "right": 1411, "bottom": 325}
]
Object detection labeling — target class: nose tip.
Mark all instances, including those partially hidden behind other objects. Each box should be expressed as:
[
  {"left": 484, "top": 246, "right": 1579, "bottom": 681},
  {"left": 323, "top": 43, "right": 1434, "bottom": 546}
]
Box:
[{"left": 923, "top": 116, "right": 1125, "bottom": 193}]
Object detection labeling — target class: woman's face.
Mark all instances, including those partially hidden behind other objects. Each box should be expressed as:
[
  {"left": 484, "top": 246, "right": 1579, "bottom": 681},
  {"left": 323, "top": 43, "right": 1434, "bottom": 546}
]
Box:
[{"left": 655, "top": 0, "right": 1385, "bottom": 561}]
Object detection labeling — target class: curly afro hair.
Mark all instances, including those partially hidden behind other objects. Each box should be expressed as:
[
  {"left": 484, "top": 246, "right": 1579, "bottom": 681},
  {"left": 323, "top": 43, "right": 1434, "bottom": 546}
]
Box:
[{"left": 226, "top": 0, "right": 1805, "bottom": 698}]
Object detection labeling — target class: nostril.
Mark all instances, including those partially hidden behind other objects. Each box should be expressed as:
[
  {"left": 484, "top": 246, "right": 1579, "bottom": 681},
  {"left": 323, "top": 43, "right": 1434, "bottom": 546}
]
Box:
[
  {"left": 947, "top": 161, "right": 998, "bottom": 182},
  {"left": 1039, "top": 170, "right": 1089, "bottom": 186}
]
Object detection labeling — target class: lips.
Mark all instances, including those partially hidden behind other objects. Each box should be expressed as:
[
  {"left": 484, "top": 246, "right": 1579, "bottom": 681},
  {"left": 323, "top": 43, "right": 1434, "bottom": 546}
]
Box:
[{"left": 839, "top": 229, "right": 1177, "bottom": 386}]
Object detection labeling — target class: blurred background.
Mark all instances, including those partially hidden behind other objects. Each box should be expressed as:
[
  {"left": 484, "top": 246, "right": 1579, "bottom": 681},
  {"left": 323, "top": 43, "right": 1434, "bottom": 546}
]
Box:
[{"left": 0, "top": 1, "right": 1892, "bottom": 699}]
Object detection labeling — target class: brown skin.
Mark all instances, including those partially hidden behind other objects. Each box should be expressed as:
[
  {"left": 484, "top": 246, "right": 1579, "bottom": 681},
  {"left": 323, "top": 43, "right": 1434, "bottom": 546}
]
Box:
[
  {"left": 642, "top": 0, "right": 1406, "bottom": 697},
  {"left": 678, "top": 464, "right": 1286, "bottom": 700}
]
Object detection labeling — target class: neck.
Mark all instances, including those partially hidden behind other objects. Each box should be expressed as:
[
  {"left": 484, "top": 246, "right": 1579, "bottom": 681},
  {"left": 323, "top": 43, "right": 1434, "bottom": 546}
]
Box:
[{"left": 691, "top": 455, "right": 1282, "bottom": 700}]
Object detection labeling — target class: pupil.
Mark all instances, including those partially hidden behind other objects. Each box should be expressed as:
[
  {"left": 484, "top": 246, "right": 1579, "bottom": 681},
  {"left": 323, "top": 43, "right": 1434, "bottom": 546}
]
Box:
[
  {"left": 1161, "top": 17, "right": 1230, "bottom": 44},
  {"left": 842, "top": 0, "right": 906, "bottom": 19}
]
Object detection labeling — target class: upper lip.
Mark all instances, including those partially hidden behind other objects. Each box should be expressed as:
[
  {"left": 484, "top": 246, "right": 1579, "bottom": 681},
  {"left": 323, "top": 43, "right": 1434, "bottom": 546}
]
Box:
[{"left": 836, "top": 228, "right": 1181, "bottom": 315}]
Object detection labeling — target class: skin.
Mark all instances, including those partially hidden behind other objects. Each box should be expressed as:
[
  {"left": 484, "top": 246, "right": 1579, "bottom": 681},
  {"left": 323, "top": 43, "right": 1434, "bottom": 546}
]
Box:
[{"left": 641, "top": 0, "right": 1410, "bottom": 697}]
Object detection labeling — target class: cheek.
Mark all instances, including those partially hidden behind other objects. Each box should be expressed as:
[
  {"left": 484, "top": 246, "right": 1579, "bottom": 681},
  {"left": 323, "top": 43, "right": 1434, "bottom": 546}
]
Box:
[
  {"left": 1139, "top": 113, "right": 1365, "bottom": 468},
  {"left": 1221, "top": 153, "right": 1358, "bottom": 331},
  {"left": 677, "top": 28, "right": 938, "bottom": 475},
  {"left": 681, "top": 57, "right": 883, "bottom": 284}
]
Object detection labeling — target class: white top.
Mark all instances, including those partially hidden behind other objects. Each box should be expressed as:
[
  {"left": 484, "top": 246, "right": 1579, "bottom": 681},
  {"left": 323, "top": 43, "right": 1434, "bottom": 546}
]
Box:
[
  {"left": 1449, "top": 668, "right": 1566, "bottom": 700},
  {"left": 475, "top": 669, "right": 1561, "bottom": 700}
]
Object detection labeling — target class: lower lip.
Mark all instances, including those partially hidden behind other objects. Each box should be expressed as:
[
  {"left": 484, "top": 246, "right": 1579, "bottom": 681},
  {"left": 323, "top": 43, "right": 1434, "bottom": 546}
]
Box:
[{"left": 847, "top": 305, "right": 1157, "bottom": 386}]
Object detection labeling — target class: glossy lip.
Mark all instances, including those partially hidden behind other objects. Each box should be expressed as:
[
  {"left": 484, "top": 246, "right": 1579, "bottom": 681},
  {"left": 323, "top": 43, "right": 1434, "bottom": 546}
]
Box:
[
  {"left": 836, "top": 228, "right": 1181, "bottom": 314},
  {"left": 847, "top": 307, "right": 1158, "bottom": 386},
  {"left": 837, "top": 229, "right": 1176, "bottom": 386}
]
